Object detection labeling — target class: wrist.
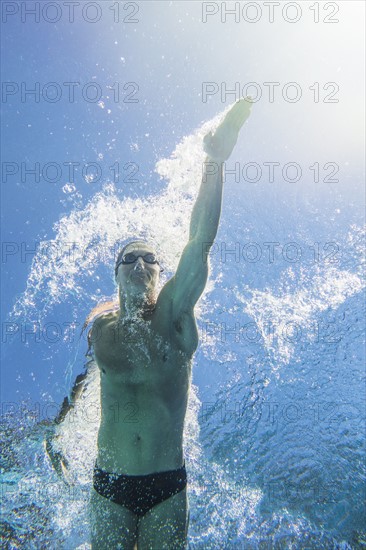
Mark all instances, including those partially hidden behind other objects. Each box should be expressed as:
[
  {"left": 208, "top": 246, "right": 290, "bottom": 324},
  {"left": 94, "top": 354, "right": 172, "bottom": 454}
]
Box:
[{"left": 204, "top": 155, "right": 225, "bottom": 165}]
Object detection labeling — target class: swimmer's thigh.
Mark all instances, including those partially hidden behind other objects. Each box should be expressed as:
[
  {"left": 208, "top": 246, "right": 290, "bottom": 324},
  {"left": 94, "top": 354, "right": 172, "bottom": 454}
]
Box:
[
  {"left": 137, "top": 487, "right": 190, "bottom": 550},
  {"left": 89, "top": 487, "right": 138, "bottom": 550}
]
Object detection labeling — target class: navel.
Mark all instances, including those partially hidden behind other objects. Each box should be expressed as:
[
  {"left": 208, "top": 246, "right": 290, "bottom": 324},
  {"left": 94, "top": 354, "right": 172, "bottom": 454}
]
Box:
[{"left": 174, "top": 319, "right": 182, "bottom": 333}]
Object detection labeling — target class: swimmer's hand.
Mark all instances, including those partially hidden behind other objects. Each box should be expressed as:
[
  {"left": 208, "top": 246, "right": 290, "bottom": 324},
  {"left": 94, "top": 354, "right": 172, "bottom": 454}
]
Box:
[
  {"left": 44, "top": 433, "right": 73, "bottom": 486},
  {"left": 203, "top": 97, "right": 252, "bottom": 162}
]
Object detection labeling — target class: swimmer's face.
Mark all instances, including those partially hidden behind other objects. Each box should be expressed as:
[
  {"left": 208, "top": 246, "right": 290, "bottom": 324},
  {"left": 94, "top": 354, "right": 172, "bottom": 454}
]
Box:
[{"left": 115, "top": 243, "right": 161, "bottom": 292}]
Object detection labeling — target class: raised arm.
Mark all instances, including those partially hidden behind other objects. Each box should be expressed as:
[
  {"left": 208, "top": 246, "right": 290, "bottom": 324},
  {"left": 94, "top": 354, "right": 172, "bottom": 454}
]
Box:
[
  {"left": 159, "top": 98, "right": 253, "bottom": 317},
  {"left": 189, "top": 97, "right": 253, "bottom": 242}
]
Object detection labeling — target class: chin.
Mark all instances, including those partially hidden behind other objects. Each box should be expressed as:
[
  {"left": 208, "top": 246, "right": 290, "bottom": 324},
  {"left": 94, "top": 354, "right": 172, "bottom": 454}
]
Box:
[{"left": 133, "top": 277, "right": 150, "bottom": 288}]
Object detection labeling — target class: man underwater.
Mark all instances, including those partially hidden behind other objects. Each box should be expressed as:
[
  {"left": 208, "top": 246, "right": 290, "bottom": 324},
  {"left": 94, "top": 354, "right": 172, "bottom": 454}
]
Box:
[{"left": 48, "top": 98, "right": 252, "bottom": 549}]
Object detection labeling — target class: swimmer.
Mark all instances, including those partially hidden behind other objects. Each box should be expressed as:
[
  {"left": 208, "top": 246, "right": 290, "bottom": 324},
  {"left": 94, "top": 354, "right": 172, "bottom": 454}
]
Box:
[{"left": 48, "top": 98, "right": 252, "bottom": 549}]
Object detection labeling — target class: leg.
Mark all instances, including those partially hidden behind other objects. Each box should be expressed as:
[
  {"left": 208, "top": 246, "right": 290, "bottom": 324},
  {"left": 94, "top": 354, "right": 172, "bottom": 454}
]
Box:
[
  {"left": 89, "top": 487, "right": 139, "bottom": 549},
  {"left": 137, "top": 487, "right": 190, "bottom": 550}
]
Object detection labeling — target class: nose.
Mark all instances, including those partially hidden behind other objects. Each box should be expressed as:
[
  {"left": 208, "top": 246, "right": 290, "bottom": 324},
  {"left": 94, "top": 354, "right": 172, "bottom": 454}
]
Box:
[{"left": 133, "top": 257, "right": 144, "bottom": 270}]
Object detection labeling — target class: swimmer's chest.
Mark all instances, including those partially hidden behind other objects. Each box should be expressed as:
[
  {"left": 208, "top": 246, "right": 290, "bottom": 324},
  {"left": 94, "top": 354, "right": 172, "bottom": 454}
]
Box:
[{"left": 93, "top": 315, "right": 190, "bottom": 384}]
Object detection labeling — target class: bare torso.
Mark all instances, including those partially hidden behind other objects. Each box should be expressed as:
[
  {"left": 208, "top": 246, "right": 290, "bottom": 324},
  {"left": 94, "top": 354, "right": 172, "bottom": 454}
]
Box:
[
  {"left": 85, "top": 100, "right": 251, "bottom": 548},
  {"left": 92, "top": 294, "right": 198, "bottom": 475}
]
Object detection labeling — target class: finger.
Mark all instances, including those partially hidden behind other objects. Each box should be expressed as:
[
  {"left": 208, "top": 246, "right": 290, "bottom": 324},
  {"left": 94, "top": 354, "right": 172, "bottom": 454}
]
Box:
[{"left": 225, "top": 98, "right": 252, "bottom": 129}]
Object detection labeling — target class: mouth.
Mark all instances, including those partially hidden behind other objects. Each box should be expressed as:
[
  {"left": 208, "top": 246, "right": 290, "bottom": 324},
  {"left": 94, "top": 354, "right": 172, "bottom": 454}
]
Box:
[{"left": 131, "top": 271, "right": 148, "bottom": 279}]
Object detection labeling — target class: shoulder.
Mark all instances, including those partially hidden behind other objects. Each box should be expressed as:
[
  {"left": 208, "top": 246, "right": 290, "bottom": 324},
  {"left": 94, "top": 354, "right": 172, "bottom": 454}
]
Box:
[
  {"left": 92, "top": 310, "right": 117, "bottom": 327},
  {"left": 91, "top": 311, "right": 118, "bottom": 341}
]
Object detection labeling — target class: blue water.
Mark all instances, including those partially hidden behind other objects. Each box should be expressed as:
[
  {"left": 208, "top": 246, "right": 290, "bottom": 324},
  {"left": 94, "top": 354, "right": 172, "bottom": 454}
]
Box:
[{"left": 1, "top": 2, "right": 365, "bottom": 548}]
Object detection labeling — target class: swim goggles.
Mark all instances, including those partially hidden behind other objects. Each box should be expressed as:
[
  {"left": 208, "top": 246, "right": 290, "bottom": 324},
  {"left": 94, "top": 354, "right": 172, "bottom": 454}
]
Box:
[{"left": 115, "top": 252, "right": 164, "bottom": 271}]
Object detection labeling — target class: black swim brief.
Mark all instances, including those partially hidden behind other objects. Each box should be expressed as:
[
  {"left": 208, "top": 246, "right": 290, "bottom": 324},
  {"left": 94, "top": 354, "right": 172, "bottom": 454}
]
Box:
[{"left": 93, "top": 461, "right": 187, "bottom": 518}]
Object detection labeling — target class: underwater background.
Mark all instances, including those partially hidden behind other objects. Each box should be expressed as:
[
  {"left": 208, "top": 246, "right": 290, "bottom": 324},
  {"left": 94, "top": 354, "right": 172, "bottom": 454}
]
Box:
[{"left": 1, "top": 1, "right": 365, "bottom": 548}]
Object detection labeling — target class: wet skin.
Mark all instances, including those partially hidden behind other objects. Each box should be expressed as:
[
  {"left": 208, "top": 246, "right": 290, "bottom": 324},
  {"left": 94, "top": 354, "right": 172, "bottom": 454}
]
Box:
[
  {"left": 93, "top": 243, "right": 198, "bottom": 477},
  {"left": 88, "top": 98, "right": 253, "bottom": 549},
  {"left": 90, "top": 243, "right": 197, "bottom": 549}
]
